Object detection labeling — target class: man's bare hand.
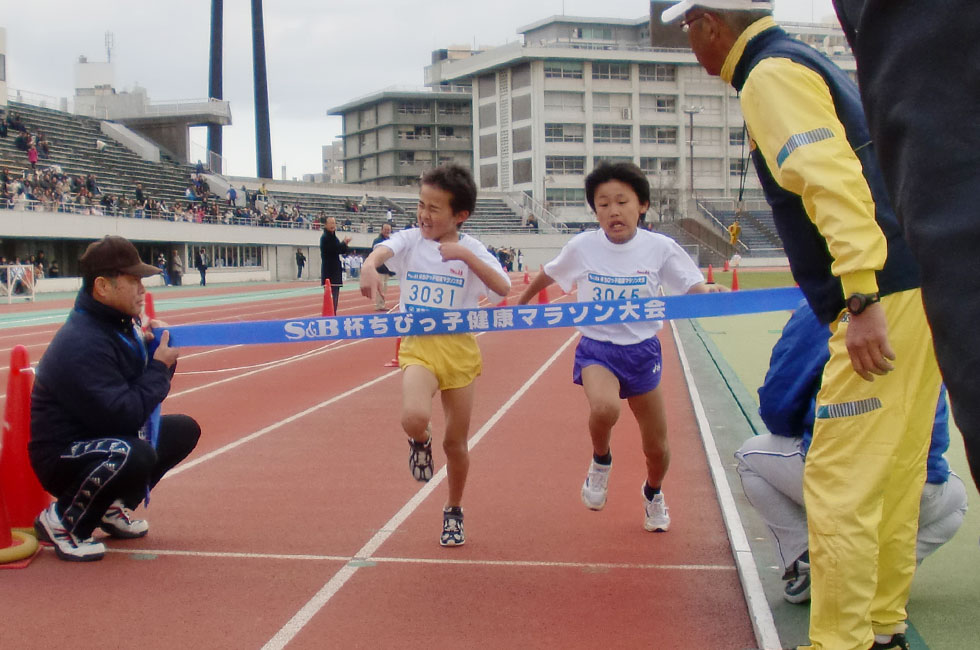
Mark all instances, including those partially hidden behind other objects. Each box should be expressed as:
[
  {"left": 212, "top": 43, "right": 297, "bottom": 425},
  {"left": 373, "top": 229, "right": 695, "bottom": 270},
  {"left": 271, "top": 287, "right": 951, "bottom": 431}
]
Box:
[
  {"left": 845, "top": 303, "right": 895, "bottom": 381},
  {"left": 153, "top": 330, "right": 180, "bottom": 368}
]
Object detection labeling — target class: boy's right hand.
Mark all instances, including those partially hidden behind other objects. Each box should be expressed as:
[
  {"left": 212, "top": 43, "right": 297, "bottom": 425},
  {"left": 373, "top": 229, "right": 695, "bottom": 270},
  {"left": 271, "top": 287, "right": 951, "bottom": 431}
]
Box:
[{"left": 359, "top": 266, "right": 379, "bottom": 299}]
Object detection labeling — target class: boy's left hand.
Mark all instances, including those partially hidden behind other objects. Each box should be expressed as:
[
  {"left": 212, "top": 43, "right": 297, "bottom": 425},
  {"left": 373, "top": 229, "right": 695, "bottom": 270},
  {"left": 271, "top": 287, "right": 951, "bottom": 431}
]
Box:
[
  {"left": 702, "top": 283, "right": 729, "bottom": 293},
  {"left": 438, "top": 242, "right": 471, "bottom": 263}
]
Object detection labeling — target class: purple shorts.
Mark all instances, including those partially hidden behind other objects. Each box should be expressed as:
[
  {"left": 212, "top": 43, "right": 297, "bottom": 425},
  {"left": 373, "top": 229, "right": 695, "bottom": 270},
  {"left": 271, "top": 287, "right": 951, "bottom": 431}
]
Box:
[{"left": 573, "top": 336, "right": 663, "bottom": 399}]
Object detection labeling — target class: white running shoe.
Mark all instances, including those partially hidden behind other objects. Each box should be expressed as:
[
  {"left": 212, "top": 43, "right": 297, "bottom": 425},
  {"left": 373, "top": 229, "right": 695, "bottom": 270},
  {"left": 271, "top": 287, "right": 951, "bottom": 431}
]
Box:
[
  {"left": 643, "top": 488, "right": 670, "bottom": 532},
  {"left": 581, "top": 459, "right": 612, "bottom": 510},
  {"left": 35, "top": 503, "right": 106, "bottom": 562},
  {"left": 100, "top": 500, "right": 149, "bottom": 539}
]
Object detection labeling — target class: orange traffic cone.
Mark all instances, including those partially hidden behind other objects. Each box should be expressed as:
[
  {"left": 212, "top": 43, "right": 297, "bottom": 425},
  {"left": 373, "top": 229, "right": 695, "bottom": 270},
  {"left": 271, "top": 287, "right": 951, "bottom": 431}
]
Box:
[
  {"left": 0, "top": 346, "right": 51, "bottom": 533},
  {"left": 144, "top": 291, "right": 156, "bottom": 321},
  {"left": 723, "top": 259, "right": 730, "bottom": 272},
  {"left": 731, "top": 268, "right": 740, "bottom": 291},
  {"left": 497, "top": 296, "right": 508, "bottom": 307},
  {"left": 322, "top": 281, "right": 335, "bottom": 317},
  {"left": 523, "top": 272, "right": 530, "bottom": 285},
  {"left": 537, "top": 287, "right": 549, "bottom": 304},
  {"left": 383, "top": 337, "right": 401, "bottom": 368},
  {"left": 0, "top": 481, "right": 39, "bottom": 568},
  {"left": 706, "top": 264, "right": 715, "bottom": 284}
]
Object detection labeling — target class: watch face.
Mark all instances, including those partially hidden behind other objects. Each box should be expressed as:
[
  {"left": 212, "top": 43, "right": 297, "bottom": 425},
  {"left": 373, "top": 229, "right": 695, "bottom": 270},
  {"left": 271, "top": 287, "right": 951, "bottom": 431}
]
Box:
[{"left": 847, "top": 295, "right": 864, "bottom": 313}]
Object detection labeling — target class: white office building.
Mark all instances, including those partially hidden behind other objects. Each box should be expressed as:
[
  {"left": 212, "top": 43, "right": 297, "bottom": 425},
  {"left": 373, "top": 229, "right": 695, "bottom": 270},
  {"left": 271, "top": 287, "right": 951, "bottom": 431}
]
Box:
[{"left": 425, "top": 10, "right": 854, "bottom": 221}]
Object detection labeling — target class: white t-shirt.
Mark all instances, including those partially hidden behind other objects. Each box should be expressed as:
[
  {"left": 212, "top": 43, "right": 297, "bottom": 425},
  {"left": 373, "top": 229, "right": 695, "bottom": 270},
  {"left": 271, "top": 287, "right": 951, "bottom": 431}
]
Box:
[
  {"left": 544, "top": 229, "right": 704, "bottom": 344},
  {"left": 383, "top": 229, "right": 509, "bottom": 312}
]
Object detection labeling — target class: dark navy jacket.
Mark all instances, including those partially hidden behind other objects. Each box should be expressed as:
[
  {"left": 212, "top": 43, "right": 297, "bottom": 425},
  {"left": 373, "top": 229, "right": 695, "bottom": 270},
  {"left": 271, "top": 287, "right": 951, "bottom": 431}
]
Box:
[
  {"left": 29, "top": 290, "right": 173, "bottom": 458},
  {"left": 731, "top": 26, "right": 921, "bottom": 324}
]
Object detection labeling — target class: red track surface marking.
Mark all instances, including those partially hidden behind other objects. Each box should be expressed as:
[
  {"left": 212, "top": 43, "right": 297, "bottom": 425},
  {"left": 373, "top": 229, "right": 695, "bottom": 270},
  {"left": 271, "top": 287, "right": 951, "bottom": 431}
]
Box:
[{"left": 0, "top": 283, "right": 758, "bottom": 648}]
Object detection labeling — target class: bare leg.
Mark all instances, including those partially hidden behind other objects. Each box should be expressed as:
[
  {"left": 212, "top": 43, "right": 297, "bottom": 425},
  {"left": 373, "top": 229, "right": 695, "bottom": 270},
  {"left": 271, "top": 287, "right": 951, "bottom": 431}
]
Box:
[
  {"left": 581, "top": 365, "right": 622, "bottom": 456},
  {"left": 401, "top": 365, "right": 438, "bottom": 443},
  {"left": 627, "top": 386, "right": 670, "bottom": 489},
  {"left": 440, "top": 382, "right": 475, "bottom": 508}
]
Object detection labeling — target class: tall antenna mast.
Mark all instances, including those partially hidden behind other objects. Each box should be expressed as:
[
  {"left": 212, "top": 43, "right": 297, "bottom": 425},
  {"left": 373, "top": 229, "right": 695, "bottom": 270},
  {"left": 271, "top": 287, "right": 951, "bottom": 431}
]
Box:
[{"left": 105, "top": 31, "right": 115, "bottom": 63}]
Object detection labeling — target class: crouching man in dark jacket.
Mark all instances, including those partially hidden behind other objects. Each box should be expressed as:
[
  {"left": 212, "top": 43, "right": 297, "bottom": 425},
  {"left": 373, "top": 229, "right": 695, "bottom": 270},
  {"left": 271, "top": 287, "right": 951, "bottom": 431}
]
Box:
[{"left": 29, "top": 235, "right": 200, "bottom": 561}]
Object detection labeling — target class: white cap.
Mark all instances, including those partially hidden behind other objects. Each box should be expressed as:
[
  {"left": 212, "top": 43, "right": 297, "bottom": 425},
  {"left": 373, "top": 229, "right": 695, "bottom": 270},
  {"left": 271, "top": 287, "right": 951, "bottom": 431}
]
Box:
[{"left": 661, "top": 0, "right": 773, "bottom": 24}]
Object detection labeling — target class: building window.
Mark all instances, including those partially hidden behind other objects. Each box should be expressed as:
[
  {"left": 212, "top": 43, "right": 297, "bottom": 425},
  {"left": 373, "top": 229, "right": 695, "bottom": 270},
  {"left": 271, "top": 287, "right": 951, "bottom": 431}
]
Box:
[
  {"left": 592, "top": 62, "right": 630, "bottom": 80},
  {"left": 640, "top": 126, "right": 678, "bottom": 145},
  {"left": 479, "top": 103, "right": 497, "bottom": 127},
  {"left": 546, "top": 188, "right": 586, "bottom": 207},
  {"left": 640, "top": 157, "right": 678, "bottom": 175},
  {"left": 660, "top": 158, "right": 678, "bottom": 174},
  {"left": 545, "top": 123, "right": 585, "bottom": 143},
  {"left": 544, "top": 60, "right": 584, "bottom": 79},
  {"left": 730, "top": 159, "right": 748, "bottom": 175},
  {"left": 693, "top": 158, "right": 723, "bottom": 175},
  {"left": 513, "top": 158, "right": 532, "bottom": 184},
  {"left": 478, "top": 74, "right": 496, "bottom": 98},
  {"left": 512, "top": 126, "right": 533, "bottom": 153},
  {"left": 640, "top": 94, "right": 678, "bottom": 116},
  {"left": 512, "top": 63, "right": 532, "bottom": 88},
  {"left": 572, "top": 27, "right": 613, "bottom": 40},
  {"left": 544, "top": 91, "right": 585, "bottom": 112},
  {"left": 593, "top": 124, "right": 632, "bottom": 144},
  {"left": 512, "top": 94, "right": 532, "bottom": 121},
  {"left": 438, "top": 126, "right": 465, "bottom": 141},
  {"left": 692, "top": 127, "right": 722, "bottom": 145},
  {"left": 686, "top": 95, "right": 723, "bottom": 115},
  {"left": 593, "top": 156, "right": 633, "bottom": 167},
  {"left": 397, "top": 101, "right": 429, "bottom": 115},
  {"left": 592, "top": 92, "right": 630, "bottom": 113},
  {"left": 480, "top": 163, "right": 498, "bottom": 187},
  {"left": 194, "top": 244, "right": 263, "bottom": 268},
  {"left": 480, "top": 133, "right": 497, "bottom": 158},
  {"left": 638, "top": 64, "right": 676, "bottom": 82},
  {"left": 438, "top": 103, "right": 470, "bottom": 116},
  {"left": 729, "top": 127, "right": 746, "bottom": 147},
  {"left": 546, "top": 156, "right": 586, "bottom": 175},
  {"left": 398, "top": 126, "right": 431, "bottom": 141}
]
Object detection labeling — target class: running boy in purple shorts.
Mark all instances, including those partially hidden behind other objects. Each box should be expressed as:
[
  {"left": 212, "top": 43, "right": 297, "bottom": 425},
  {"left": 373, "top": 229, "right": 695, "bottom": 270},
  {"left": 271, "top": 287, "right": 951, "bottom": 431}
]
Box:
[{"left": 519, "top": 161, "right": 725, "bottom": 531}]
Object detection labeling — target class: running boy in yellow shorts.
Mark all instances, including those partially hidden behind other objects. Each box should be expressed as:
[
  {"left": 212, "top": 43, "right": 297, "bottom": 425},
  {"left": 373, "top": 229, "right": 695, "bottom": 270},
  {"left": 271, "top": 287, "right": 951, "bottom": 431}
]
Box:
[{"left": 360, "top": 164, "right": 511, "bottom": 546}]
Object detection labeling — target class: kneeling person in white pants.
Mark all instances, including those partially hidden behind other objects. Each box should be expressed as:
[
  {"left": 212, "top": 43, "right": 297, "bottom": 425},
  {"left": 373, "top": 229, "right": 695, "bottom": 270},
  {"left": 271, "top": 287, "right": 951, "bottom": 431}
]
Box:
[{"left": 735, "top": 301, "right": 968, "bottom": 604}]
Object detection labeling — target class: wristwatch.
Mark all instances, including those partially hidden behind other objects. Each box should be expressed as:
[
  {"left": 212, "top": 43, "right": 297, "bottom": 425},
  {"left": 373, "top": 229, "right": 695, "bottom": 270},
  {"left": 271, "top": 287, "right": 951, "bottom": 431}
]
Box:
[{"left": 846, "top": 292, "right": 880, "bottom": 315}]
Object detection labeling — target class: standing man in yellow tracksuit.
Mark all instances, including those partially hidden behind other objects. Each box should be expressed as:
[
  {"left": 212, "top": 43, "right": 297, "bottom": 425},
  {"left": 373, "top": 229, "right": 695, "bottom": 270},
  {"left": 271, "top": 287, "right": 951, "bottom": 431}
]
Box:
[{"left": 663, "top": 2, "right": 942, "bottom": 649}]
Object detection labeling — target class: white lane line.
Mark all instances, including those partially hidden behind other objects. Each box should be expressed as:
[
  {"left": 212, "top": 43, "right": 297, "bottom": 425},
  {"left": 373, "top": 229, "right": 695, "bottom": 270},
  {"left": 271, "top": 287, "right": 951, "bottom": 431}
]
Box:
[
  {"left": 261, "top": 331, "right": 580, "bottom": 650},
  {"left": 669, "top": 321, "right": 782, "bottom": 650},
  {"left": 162, "top": 366, "right": 401, "bottom": 480},
  {"left": 103, "top": 547, "right": 735, "bottom": 571}
]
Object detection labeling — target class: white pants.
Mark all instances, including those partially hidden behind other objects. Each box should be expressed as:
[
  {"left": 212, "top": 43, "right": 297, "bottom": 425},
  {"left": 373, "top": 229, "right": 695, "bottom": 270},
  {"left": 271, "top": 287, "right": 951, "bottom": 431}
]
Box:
[{"left": 735, "top": 433, "right": 967, "bottom": 570}]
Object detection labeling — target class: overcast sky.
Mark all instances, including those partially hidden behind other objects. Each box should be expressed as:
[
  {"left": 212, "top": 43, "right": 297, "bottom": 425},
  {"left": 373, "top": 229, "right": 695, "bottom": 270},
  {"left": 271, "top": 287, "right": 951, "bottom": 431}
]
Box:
[{"left": 4, "top": 0, "right": 837, "bottom": 179}]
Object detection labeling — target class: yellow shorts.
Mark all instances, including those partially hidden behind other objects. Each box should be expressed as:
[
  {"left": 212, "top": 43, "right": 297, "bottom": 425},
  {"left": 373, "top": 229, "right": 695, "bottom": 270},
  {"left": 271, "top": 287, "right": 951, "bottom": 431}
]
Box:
[{"left": 398, "top": 333, "right": 482, "bottom": 390}]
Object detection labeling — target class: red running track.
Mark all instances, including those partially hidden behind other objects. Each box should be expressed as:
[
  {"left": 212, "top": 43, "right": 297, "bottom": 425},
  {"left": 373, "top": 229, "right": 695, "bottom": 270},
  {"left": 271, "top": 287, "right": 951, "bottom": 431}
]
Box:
[{"left": 0, "top": 281, "right": 757, "bottom": 649}]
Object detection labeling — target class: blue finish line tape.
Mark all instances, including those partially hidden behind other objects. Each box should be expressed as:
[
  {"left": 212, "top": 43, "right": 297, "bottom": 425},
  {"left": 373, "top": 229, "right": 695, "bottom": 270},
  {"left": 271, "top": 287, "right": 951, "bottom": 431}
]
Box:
[{"left": 161, "top": 287, "right": 804, "bottom": 348}]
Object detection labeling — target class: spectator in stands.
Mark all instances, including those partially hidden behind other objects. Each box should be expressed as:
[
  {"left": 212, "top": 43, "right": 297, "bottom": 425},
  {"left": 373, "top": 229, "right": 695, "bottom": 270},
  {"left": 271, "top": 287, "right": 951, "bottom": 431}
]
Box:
[
  {"left": 386, "top": 208, "right": 394, "bottom": 224},
  {"left": 95, "top": 139, "right": 107, "bottom": 152},
  {"left": 342, "top": 216, "right": 352, "bottom": 231},
  {"left": 47, "top": 260, "right": 60, "bottom": 278},
  {"left": 28, "top": 145, "right": 39, "bottom": 173},
  {"left": 527, "top": 213, "right": 539, "bottom": 231},
  {"left": 226, "top": 185, "right": 237, "bottom": 207},
  {"left": 0, "top": 117, "right": 8, "bottom": 139},
  {"left": 85, "top": 175, "right": 99, "bottom": 196},
  {"left": 359, "top": 192, "right": 369, "bottom": 211},
  {"left": 185, "top": 185, "right": 199, "bottom": 202},
  {"left": 7, "top": 113, "right": 26, "bottom": 132},
  {"left": 196, "top": 160, "right": 205, "bottom": 175},
  {"left": 37, "top": 131, "right": 51, "bottom": 158}
]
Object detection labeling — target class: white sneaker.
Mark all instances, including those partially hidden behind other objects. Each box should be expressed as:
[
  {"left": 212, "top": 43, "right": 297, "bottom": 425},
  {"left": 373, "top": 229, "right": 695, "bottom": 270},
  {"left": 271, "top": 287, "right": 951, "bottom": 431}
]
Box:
[
  {"left": 34, "top": 503, "right": 106, "bottom": 562},
  {"left": 581, "top": 459, "right": 612, "bottom": 510},
  {"left": 643, "top": 488, "right": 670, "bottom": 532},
  {"left": 100, "top": 500, "right": 149, "bottom": 539}
]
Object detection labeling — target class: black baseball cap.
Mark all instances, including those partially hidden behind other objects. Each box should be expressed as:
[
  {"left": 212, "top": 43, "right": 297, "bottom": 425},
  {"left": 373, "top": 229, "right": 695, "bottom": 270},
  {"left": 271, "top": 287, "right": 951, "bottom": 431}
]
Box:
[{"left": 79, "top": 235, "right": 161, "bottom": 278}]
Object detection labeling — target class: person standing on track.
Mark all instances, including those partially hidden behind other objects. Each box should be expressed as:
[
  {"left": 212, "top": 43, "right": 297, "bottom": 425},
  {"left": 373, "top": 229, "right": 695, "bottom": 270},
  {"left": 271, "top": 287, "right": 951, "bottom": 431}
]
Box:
[
  {"left": 518, "top": 161, "right": 725, "bottom": 533},
  {"left": 370, "top": 222, "right": 395, "bottom": 311},
  {"left": 28, "top": 235, "right": 201, "bottom": 562},
  {"left": 320, "top": 216, "right": 351, "bottom": 310},
  {"left": 662, "top": 2, "right": 942, "bottom": 647},
  {"left": 359, "top": 164, "right": 510, "bottom": 547},
  {"left": 194, "top": 247, "right": 209, "bottom": 286}
]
